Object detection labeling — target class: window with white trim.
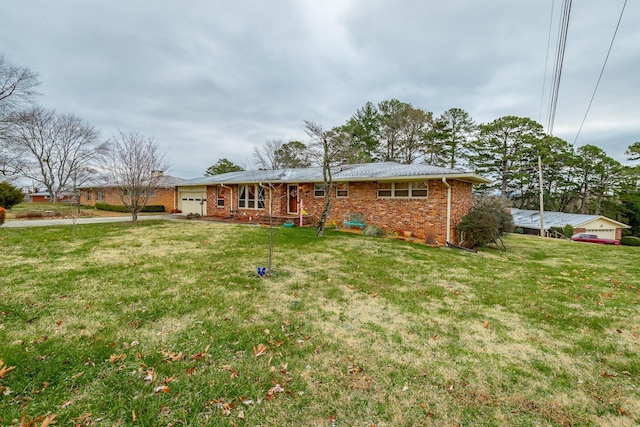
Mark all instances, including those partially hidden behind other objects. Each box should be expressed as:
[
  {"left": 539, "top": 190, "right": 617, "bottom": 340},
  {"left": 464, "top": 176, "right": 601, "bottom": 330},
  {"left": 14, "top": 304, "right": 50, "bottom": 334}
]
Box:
[
  {"left": 314, "top": 184, "right": 325, "bottom": 198},
  {"left": 336, "top": 183, "right": 349, "bottom": 198},
  {"left": 377, "top": 182, "right": 429, "bottom": 198},
  {"left": 96, "top": 190, "right": 105, "bottom": 202},
  {"left": 238, "top": 185, "right": 265, "bottom": 209},
  {"left": 216, "top": 186, "right": 225, "bottom": 208}
]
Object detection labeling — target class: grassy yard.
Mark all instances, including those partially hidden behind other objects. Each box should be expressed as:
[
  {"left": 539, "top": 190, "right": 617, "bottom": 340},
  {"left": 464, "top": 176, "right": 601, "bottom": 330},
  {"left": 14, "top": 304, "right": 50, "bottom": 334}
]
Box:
[
  {"left": 4, "top": 203, "right": 131, "bottom": 220},
  {"left": 0, "top": 221, "right": 638, "bottom": 426}
]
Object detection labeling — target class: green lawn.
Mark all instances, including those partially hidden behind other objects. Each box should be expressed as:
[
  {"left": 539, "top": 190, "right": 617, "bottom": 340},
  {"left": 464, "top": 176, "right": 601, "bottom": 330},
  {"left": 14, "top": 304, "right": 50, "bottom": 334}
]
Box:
[
  {"left": 1, "top": 221, "right": 638, "bottom": 426},
  {"left": 5, "top": 202, "right": 129, "bottom": 220}
]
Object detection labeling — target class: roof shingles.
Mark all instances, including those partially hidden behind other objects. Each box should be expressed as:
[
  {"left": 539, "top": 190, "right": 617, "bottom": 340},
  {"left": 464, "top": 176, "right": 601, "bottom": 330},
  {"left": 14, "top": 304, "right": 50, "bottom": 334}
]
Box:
[{"left": 181, "top": 162, "right": 488, "bottom": 186}]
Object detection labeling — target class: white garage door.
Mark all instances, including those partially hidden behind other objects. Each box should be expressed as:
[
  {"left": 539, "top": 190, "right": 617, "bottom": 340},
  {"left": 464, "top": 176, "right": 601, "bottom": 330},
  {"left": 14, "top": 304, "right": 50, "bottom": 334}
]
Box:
[
  {"left": 179, "top": 192, "right": 207, "bottom": 215},
  {"left": 585, "top": 228, "right": 615, "bottom": 239}
]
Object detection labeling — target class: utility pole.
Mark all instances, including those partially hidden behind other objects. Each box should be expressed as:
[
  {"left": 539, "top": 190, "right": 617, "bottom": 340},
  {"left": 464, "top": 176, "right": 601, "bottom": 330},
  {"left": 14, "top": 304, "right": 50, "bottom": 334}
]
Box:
[{"left": 538, "top": 156, "right": 545, "bottom": 237}]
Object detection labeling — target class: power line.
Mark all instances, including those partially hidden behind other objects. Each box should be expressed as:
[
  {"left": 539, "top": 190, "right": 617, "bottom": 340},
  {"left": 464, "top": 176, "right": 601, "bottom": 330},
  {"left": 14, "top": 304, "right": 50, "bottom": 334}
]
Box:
[
  {"left": 539, "top": 0, "right": 556, "bottom": 124},
  {"left": 572, "top": 0, "right": 628, "bottom": 145},
  {"left": 546, "top": 0, "right": 572, "bottom": 136}
]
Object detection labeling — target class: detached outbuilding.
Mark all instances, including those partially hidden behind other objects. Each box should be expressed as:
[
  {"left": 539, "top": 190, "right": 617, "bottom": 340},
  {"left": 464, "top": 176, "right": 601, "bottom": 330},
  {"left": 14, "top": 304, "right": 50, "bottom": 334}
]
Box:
[{"left": 511, "top": 208, "right": 630, "bottom": 240}]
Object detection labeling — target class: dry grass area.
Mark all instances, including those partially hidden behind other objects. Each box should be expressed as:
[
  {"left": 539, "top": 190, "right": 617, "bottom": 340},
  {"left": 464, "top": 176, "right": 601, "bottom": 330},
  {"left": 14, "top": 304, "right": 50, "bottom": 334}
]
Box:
[
  {"left": 1, "top": 220, "right": 639, "bottom": 426},
  {"left": 4, "top": 202, "right": 133, "bottom": 220}
]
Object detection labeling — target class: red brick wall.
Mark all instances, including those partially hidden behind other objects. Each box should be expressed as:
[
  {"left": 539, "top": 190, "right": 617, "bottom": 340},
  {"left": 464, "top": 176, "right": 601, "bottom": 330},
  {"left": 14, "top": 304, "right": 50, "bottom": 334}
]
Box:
[
  {"left": 299, "top": 180, "right": 472, "bottom": 245},
  {"left": 80, "top": 188, "right": 176, "bottom": 212},
  {"left": 206, "top": 184, "right": 289, "bottom": 220},
  {"left": 205, "top": 180, "right": 473, "bottom": 245}
]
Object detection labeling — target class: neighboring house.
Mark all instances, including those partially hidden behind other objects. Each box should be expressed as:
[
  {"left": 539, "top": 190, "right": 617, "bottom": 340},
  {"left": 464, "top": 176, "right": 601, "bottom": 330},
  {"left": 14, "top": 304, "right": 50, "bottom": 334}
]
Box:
[
  {"left": 177, "top": 162, "right": 490, "bottom": 245},
  {"left": 27, "top": 191, "right": 74, "bottom": 203},
  {"left": 511, "top": 208, "right": 630, "bottom": 240},
  {"left": 78, "top": 174, "right": 185, "bottom": 213}
]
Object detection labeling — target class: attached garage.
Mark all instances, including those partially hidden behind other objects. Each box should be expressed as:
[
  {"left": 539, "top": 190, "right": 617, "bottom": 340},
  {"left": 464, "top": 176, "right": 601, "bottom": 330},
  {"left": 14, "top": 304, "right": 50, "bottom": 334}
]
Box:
[{"left": 179, "top": 187, "right": 207, "bottom": 215}]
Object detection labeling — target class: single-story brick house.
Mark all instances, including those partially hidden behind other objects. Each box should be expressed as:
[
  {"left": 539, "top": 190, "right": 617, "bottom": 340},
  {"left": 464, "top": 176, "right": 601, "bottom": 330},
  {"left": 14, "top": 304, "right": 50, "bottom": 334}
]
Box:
[
  {"left": 78, "top": 174, "right": 185, "bottom": 212},
  {"left": 27, "top": 191, "right": 74, "bottom": 203},
  {"left": 177, "top": 162, "right": 490, "bottom": 245},
  {"left": 511, "top": 208, "right": 630, "bottom": 240}
]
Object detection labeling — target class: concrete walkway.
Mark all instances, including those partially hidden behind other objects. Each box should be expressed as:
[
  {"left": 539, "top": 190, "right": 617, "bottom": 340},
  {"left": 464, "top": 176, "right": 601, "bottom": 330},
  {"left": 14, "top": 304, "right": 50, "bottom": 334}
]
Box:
[{"left": 1, "top": 215, "right": 173, "bottom": 228}]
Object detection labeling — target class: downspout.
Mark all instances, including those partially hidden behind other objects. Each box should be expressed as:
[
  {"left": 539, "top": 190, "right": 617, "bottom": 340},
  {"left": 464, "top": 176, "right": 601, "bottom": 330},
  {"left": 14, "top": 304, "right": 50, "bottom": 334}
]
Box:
[
  {"left": 173, "top": 186, "right": 177, "bottom": 212},
  {"left": 220, "top": 183, "right": 233, "bottom": 216},
  {"left": 442, "top": 177, "right": 452, "bottom": 245}
]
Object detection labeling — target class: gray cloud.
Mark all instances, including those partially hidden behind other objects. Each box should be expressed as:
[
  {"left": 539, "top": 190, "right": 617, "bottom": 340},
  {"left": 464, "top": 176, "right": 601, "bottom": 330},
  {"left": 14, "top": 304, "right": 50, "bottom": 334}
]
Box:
[{"left": 1, "top": 0, "right": 637, "bottom": 178}]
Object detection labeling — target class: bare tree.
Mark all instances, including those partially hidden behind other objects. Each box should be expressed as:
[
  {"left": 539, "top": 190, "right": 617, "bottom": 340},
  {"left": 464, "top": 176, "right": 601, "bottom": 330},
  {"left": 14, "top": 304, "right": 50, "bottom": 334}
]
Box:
[
  {"left": 304, "top": 121, "right": 354, "bottom": 237},
  {"left": 253, "top": 139, "right": 284, "bottom": 170},
  {"left": 0, "top": 55, "right": 39, "bottom": 112},
  {"left": 0, "top": 55, "right": 40, "bottom": 178},
  {"left": 101, "top": 131, "right": 171, "bottom": 224},
  {"left": 4, "top": 107, "right": 104, "bottom": 201}
]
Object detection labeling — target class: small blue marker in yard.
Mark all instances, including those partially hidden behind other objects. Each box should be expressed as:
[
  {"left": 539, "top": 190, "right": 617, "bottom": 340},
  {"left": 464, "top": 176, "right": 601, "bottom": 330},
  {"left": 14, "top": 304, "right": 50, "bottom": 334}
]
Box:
[{"left": 257, "top": 267, "right": 266, "bottom": 277}]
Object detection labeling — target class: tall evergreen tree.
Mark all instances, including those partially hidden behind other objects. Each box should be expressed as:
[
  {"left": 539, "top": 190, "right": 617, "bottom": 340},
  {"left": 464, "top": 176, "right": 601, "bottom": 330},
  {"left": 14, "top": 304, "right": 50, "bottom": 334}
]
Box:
[
  {"left": 465, "top": 116, "right": 545, "bottom": 197},
  {"left": 625, "top": 141, "right": 640, "bottom": 162},
  {"left": 344, "top": 102, "right": 380, "bottom": 163},
  {"left": 204, "top": 158, "right": 243, "bottom": 176},
  {"left": 377, "top": 99, "right": 432, "bottom": 164},
  {"left": 574, "top": 145, "right": 623, "bottom": 214},
  {"left": 431, "top": 108, "right": 477, "bottom": 168}
]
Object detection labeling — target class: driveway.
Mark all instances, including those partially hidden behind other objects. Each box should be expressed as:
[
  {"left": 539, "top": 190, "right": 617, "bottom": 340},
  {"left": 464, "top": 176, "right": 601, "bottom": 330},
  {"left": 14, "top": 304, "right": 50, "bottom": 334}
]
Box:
[{"left": 2, "top": 215, "right": 173, "bottom": 228}]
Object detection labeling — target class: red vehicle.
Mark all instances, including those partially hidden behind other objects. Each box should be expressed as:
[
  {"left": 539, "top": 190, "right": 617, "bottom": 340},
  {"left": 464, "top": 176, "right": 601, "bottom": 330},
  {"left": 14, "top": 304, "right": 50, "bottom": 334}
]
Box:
[{"left": 571, "top": 233, "right": 620, "bottom": 245}]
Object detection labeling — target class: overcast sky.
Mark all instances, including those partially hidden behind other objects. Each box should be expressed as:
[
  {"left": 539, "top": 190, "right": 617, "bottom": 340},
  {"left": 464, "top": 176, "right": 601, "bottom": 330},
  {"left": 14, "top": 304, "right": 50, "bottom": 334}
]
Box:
[{"left": 1, "top": 0, "right": 638, "bottom": 178}]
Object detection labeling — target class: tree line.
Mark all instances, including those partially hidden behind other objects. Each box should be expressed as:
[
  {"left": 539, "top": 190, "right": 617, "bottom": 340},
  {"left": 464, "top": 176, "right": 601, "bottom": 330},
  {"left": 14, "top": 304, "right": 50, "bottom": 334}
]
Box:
[
  {"left": 3, "top": 53, "right": 637, "bottom": 232},
  {"left": 0, "top": 55, "right": 168, "bottom": 223},
  {"left": 230, "top": 100, "right": 638, "bottom": 235}
]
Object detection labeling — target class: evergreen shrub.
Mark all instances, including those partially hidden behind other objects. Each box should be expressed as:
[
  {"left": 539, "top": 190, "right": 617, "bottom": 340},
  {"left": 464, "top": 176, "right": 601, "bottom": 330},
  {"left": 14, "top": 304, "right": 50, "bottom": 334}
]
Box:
[
  {"left": 95, "top": 203, "right": 165, "bottom": 213},
  {"left": 0, "top": 181, "right": 24, "bottom": 209},
  {"left": 620, "top": 236, "right": 640, "bottom": 246}
]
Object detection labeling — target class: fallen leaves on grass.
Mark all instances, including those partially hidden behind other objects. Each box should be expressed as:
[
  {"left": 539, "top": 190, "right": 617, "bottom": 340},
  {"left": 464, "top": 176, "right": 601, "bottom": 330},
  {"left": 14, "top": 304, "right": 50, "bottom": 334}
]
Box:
[
  {"left": 17, "top": 413, "right": 57, "bottom": 427},
  {"left": 0, "top": 359, "right": 16, "bottom": 395},
  {"left": 220, "top": 365, "right": 238, "bottom": 379},
  {"left": 153, "top": 385, "right": 170, "bottom": 394},
  {"left": 143, "top": 368, "right": 156, "bottom": 383},
  {"left": 108, "top": 354, "right": 126, "bottom": 364},
  {"left": 266, "top": 384, "right": 285, "bottom": 401},
  {"left": 160, "top": 349, "right": 184, "bottom": 362},
  {"left": 0, "top": 359, "right": 16, "bottom": 379},
  {"left": 347, "top": 365, "right": 363, "bottom": 374},
  {"left": 253, "top": 343, "right": 267, "bottom": 357},
  {"left": 190, "top": 345, "right": 210, "bottom": 361}
]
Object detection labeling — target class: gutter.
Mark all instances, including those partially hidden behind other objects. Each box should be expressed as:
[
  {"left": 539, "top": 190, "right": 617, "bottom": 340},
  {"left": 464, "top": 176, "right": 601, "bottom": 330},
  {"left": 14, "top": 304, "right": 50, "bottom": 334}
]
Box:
[{"left": 442, "top": 177, "right": 452, "bottom": 244}]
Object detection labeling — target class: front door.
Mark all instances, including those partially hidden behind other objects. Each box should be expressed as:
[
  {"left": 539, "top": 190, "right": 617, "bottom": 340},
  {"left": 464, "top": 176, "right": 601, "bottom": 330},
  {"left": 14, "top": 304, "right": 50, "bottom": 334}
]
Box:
[{"left": 287, "top": 184, "right": 298, "bottom": 214}]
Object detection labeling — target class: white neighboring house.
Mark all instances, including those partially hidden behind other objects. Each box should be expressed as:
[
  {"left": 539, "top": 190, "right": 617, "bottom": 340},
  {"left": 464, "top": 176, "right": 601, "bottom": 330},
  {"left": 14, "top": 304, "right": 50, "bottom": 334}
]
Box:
[{"left": 511, "top": 208, "right": 630, "bottom": 240}]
